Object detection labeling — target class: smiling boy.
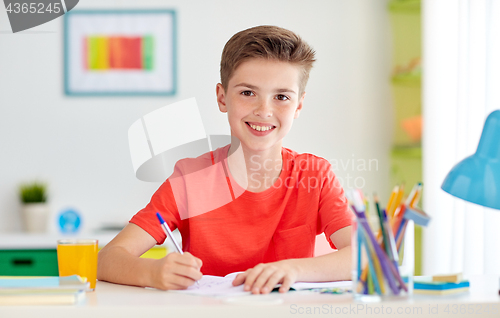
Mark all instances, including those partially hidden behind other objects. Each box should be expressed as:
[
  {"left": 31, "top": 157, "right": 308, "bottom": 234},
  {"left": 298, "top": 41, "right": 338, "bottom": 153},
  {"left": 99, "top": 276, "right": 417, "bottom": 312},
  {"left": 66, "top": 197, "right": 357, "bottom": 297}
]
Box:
[{"left": 98, "top": 25, "right": 352, "bottom": 294}]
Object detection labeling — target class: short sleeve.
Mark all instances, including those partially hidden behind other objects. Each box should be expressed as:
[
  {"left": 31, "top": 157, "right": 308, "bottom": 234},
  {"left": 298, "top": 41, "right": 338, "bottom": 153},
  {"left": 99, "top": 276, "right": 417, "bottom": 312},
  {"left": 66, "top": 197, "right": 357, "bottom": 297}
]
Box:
[
  {"left": 129, "top": 151, "right": 215, "bottom": 245},
  {"left": 317, "top": 165, "right": 353, "bottom": 249},
  {"left": 129, "top": 179, "right": 181, "bottom": 245}
]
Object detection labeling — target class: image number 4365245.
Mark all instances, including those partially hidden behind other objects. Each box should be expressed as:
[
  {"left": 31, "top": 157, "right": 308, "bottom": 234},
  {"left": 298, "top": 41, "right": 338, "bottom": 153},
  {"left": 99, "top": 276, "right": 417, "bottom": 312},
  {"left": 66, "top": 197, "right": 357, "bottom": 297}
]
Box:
[{"left": 4, "top": 0, "right": 79, "bottom": 33}]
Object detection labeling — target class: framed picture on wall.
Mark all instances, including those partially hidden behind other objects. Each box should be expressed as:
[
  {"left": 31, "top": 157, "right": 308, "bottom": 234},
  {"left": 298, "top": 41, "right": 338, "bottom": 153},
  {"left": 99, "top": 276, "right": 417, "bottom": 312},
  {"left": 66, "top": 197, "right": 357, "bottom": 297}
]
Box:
[{"left": 64, "top": 10, "right": 177, "bottom": 96}]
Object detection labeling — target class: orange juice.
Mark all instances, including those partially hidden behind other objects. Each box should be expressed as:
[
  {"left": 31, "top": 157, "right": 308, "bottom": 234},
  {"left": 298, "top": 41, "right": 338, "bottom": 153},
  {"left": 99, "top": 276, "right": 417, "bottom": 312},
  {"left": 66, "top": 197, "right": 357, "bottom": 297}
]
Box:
[{"left": 57, "top": 239, "right": 98, "bottom": 290}]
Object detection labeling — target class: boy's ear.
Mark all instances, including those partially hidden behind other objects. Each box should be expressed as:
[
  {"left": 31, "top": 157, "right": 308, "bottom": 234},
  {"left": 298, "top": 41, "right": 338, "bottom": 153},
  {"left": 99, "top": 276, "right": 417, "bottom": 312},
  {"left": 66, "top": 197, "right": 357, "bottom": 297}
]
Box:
[
  {"left": 294, "top": 92, "right": 306, "bottom": 119},
  {"left": 216, "top": 83, "right": 227, "bottom": 113}
]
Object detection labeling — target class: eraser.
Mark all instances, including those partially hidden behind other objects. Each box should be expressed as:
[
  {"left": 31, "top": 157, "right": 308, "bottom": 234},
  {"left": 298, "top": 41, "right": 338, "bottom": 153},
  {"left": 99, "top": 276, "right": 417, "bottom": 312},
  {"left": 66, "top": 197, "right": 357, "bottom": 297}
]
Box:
[{"left": 432, "top": 273, "right": 463, "bottom": 283}]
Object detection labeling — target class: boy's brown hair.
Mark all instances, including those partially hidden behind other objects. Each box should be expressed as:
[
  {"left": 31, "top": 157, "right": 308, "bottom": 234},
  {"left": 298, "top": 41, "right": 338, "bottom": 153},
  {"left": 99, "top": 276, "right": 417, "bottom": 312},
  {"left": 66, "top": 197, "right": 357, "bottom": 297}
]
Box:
[{"left": 220, "top": 25, "right": 316, "bottom": 95}]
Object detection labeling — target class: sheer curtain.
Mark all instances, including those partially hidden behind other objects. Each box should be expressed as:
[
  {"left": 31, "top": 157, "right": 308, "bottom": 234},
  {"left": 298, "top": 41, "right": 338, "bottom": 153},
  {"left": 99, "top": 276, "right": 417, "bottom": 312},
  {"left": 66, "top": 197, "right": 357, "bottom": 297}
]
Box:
[{"left": 423, "top": 0, "right": 500, "bottom": 276}]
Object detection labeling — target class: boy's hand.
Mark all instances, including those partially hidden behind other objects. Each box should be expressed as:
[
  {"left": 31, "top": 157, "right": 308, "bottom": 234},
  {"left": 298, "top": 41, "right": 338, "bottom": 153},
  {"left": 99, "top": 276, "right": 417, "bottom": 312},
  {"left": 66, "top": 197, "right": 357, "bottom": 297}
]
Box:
[
  {"left": 150, "top": 252, "right": 203, "bottom": 290},
  {"left": 232, "top": 260, "right": 299, "bottom": 294}
]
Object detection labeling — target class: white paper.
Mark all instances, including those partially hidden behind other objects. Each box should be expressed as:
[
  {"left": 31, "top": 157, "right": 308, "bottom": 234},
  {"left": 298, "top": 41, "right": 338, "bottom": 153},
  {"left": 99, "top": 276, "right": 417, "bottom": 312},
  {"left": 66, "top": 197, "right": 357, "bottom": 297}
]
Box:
[
  {"left": 170, "top": 273, "right": 249, "bottom": 297},
  {"left": 170, "top": 273, "right": 352, "bottom": 297}
]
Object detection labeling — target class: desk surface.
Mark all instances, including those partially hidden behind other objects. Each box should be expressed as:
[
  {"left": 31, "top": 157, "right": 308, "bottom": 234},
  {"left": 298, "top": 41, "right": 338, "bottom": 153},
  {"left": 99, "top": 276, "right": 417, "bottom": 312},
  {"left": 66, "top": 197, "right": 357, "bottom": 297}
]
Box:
[{"left": 0, "top": 275, "right": 499, "bottom": 318}]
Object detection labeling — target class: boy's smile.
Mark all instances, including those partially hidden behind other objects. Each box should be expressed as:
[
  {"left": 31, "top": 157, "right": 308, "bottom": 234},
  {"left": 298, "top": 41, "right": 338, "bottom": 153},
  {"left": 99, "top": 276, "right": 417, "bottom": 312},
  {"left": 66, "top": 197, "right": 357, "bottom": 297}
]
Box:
[
  {"left": 216, "top": 58, "right": 305, "bottom": 155},
  {"left": 246, "top": 121, "right": 275, "bottom": 136}
]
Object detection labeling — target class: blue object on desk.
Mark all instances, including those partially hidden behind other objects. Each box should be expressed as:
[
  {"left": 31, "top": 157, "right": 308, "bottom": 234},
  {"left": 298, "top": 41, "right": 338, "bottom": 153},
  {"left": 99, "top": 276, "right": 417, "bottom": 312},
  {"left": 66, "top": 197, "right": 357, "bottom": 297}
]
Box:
[
  {"left": 442, "top": 110, "right": 500, "bottom": 210},
  {"left": 404, "top": 207, "right": 430, "bottom": 226},
  {"left": 58, "top": 209, "right": 81, "bottom": 233},
  {"left": 0, "top": 277, "right": 59, "bottom": 288},
  {"left": 0, "top": 275, "right": 83, "bottom": 288},
  {"left": 414, "top": 280, "right": 470, "bottom": 291}
]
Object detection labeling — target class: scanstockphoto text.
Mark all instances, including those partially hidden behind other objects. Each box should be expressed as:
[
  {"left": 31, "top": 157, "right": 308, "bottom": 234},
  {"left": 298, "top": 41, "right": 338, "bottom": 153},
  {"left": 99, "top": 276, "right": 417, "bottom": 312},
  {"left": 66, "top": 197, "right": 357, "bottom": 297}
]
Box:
[
  {"left": 289, "top": 303, "right": 499, "bottom": 315},
  {"left": 248, "top": 154, "right": 379, "bottom": 191}
]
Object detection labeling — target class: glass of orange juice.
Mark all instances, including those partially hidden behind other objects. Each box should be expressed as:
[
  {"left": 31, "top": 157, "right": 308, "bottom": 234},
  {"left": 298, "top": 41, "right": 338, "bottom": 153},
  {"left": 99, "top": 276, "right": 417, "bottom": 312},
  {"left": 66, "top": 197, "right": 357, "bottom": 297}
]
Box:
[{"left": 57, "top": 239, "right": 98, "bottom": 291}]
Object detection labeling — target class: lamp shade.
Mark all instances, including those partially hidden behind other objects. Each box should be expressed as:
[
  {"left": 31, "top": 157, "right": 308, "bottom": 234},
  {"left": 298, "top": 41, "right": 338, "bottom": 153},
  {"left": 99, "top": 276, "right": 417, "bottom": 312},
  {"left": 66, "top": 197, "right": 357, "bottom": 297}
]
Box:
[{"left": 441, "top": 110, "right": 500, "bottom": 210}]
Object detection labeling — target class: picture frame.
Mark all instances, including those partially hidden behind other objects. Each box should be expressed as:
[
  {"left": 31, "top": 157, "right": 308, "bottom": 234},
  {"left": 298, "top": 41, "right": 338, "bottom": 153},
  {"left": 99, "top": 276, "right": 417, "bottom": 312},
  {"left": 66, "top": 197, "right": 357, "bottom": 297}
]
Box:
[{"left": 64, "top": 10, "right": 177, "bottom": 96}]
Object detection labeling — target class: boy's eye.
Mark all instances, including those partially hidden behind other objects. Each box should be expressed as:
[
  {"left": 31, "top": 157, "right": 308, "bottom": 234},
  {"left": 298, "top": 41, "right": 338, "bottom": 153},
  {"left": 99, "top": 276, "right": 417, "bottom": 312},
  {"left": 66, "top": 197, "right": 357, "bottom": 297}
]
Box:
[
  {"left": 241, "top": 90, "right": 254, "bottom": 96},
  {"left": 276, "top": 94, "right": 289, "bottom": 101}
]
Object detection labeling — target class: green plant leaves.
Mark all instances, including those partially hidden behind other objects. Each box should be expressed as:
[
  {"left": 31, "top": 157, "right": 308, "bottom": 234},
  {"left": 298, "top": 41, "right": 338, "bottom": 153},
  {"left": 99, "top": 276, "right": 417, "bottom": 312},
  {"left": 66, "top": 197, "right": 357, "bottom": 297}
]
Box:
[{"left": 19, "top": 182, "right": 47, "bottom": 203}]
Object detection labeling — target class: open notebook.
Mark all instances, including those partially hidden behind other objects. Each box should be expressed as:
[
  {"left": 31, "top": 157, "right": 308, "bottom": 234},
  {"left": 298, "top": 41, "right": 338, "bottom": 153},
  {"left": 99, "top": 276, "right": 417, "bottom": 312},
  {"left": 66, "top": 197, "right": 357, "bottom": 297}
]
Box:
[{"left": 170, "top": 272, "right": 351, "bottom": 297}]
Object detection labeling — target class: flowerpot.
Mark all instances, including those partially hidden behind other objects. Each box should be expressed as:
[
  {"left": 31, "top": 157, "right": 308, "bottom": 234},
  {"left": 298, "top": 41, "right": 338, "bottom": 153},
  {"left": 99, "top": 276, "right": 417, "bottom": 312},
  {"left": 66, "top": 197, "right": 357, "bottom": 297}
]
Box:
[{"left": 21, "top": 203, "right": 50, "bottom": 233}]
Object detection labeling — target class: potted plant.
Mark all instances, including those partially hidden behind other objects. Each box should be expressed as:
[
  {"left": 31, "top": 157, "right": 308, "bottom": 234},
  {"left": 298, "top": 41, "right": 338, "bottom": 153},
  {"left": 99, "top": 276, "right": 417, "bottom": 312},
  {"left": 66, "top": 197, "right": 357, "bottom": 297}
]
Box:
[{"left": 19, "top": 181, "right": 49, "bottom": 233}]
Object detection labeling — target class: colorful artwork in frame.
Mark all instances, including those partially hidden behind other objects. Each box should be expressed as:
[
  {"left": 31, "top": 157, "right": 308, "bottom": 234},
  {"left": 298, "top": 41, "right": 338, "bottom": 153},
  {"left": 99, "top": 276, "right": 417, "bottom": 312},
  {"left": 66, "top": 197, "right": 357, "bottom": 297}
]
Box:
[{"left": 64, "top": 10, "right": 176, "bottom": 96}]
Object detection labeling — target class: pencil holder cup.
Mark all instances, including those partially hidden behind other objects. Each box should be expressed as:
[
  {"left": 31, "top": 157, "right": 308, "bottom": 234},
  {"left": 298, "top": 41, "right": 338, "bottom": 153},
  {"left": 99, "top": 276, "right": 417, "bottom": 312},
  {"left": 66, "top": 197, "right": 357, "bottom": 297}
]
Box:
[{"left": 351, "top": 216, "right": 414, "bottom": 301}]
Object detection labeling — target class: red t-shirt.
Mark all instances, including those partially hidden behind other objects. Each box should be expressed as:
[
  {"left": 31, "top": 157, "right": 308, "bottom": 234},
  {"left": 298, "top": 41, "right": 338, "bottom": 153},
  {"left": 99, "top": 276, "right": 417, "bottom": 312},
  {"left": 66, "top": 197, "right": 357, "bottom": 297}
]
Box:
[{"left": 130, "top": 145, "right": 352, "bottom": 276}]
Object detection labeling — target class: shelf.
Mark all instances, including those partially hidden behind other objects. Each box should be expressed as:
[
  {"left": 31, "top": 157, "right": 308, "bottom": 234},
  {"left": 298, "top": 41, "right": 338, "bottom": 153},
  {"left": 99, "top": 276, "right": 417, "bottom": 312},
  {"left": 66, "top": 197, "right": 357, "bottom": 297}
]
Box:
[
  {"left": 388, "top": 0, "right": 421, "bottom": 13},
  {"left": 0, "top": 232, "right": 118, "bottom": 249},
  {"left": 391, "top": 73, "right": 421, "bottom": 87}
]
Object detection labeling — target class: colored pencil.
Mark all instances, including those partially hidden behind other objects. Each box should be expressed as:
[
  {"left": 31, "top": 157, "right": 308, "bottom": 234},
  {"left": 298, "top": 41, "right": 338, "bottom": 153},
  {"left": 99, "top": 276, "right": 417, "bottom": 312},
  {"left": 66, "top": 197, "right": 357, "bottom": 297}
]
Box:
[
  {"left": 391, "top": 184, "right": 405, "bottom": 218},
  {"left": 361, "top": 230, "right": 384, "bottom": 294},
  {"left": 374, "top": 194, "right": 391, "bottom": 258},
  {"left": 386, "top": 185, "right": 399, "bottom": 218},
  {"left": 352, "top": 206, "right": 404, "bottom": 294}
]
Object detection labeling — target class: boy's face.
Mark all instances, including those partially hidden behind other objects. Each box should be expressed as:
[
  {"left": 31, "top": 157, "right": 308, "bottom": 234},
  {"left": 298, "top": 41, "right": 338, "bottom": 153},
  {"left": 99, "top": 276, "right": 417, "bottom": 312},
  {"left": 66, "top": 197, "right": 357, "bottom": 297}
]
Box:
[{"left": 216, "top": 58, "right": 305, "bottom": 153}]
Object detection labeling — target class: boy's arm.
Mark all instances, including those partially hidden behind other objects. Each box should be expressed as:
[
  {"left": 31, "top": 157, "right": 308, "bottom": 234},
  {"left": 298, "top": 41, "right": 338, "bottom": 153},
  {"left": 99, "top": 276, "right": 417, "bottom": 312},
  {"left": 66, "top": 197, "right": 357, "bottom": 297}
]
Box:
[
  {"left": 97, "top": 223, "right": 202, "bottom": 290},
  {"left": 232, "top": 226, "right": 351, "bottom": 294}
]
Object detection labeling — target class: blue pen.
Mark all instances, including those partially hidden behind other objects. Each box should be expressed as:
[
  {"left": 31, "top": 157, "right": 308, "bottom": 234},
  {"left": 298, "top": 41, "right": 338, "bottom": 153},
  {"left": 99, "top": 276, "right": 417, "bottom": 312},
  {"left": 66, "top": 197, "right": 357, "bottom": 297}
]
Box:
[
  {"left": 156, "top": 212, "right": 183, "bottom": 254},
  {"left": 156, "top": 212, "right": 199, "bottom": 285}
]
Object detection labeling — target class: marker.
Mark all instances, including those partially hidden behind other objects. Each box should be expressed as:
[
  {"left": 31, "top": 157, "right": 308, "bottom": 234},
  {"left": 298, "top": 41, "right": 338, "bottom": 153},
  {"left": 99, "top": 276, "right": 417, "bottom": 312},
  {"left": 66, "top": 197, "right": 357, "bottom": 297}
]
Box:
[{"left": 156, "top": 212, "right": 199, "bottom": 285}]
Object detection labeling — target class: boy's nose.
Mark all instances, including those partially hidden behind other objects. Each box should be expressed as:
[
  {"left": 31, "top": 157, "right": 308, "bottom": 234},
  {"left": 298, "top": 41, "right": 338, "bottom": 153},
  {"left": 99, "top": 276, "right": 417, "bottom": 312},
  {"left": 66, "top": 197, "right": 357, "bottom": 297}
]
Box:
[{"left": 253, "top": 99, "right": 273, "bottom": 117}]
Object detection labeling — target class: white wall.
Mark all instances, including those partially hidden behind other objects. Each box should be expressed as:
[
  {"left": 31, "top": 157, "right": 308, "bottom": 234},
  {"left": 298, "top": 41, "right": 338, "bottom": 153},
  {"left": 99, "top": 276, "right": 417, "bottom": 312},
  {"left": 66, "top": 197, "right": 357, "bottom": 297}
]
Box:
[{"left": 0, "top": 0, "right": 392, "bottom": 233}]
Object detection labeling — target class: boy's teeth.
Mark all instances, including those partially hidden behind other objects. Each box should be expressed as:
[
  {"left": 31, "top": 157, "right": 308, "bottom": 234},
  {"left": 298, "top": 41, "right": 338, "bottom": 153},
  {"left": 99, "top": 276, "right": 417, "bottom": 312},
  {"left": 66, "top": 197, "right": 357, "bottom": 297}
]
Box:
[{"left": 249, "top": 124, "right": 272, "bottom": 131}]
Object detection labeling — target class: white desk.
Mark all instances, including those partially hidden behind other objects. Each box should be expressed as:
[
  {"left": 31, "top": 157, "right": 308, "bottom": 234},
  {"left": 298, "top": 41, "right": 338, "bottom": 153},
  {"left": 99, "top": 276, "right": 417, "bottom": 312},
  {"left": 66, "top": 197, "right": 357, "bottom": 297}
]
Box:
[{"left": 0, "top": 275, "right": 498, "bottom": 318}]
